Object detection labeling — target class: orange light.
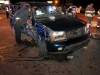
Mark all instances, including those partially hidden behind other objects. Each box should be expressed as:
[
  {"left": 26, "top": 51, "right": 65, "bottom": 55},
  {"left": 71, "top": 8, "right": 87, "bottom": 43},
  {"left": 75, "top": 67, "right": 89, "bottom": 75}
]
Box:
[{"left": 54, "top": 0, "right": 58, "bottom": 4}]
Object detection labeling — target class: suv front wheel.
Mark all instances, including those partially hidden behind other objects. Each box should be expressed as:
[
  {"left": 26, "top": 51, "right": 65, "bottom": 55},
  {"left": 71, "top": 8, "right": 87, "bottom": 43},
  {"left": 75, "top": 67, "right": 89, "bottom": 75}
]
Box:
[
  {"left": 38, "top": 39, "right": 48, "bottom": 57},
  {"left": 14, "top": 21, "right": 22, "bottom": 44}
]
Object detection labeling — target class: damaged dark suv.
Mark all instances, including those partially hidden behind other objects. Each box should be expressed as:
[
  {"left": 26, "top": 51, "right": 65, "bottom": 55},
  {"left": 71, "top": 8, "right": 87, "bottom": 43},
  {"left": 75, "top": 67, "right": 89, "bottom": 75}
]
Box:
[{"left": 10, "top": 2, "right": 90, "bottom": 57}]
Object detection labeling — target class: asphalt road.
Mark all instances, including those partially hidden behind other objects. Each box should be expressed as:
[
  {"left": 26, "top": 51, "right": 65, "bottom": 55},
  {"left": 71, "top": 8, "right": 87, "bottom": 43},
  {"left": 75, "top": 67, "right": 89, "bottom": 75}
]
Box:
[{"left": 0, "top": 13, "right": 100, "bottom": 75}]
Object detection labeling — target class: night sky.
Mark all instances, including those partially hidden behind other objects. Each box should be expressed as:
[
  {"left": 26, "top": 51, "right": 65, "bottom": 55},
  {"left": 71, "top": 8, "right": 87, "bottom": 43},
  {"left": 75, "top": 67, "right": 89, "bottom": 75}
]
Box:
[
  {"left": 10, "top": 0, "right": 100, "bottom": 10},
  {"left": 73, "top": 0, "right": 100, "bottom": 7}
]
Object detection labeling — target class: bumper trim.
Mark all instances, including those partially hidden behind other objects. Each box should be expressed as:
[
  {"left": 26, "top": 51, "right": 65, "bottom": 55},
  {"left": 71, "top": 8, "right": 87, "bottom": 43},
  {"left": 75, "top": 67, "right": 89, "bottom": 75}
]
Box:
[{"left": 49, "top": 38, "right": 90, "bottom": 55}]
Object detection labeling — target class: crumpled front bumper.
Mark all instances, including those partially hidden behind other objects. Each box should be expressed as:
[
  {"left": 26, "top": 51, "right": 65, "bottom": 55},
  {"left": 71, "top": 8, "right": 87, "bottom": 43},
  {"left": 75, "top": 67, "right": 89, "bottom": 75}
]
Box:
[{"left": 46, "top": 34, "right": 90, "bottom": 54}]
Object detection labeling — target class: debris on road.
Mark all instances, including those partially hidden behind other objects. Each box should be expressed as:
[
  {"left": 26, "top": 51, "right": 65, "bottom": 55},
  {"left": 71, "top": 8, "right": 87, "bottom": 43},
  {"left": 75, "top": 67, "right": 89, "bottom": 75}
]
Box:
[
  {"left": 82, "top": 46, "right": 87, "bottom": 50},
  {"left": 67, "top": 55, "right": 73, "bottom": 59},
  {"left": 89, "top": 66, "right": 97, "bottom": 68}
]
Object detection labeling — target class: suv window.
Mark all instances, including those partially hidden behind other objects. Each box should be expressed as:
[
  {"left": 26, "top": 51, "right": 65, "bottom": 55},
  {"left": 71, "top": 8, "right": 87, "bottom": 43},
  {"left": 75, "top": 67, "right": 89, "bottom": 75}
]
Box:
[{"left": 32, "top": 5, "right": 64, "bottom": 19}]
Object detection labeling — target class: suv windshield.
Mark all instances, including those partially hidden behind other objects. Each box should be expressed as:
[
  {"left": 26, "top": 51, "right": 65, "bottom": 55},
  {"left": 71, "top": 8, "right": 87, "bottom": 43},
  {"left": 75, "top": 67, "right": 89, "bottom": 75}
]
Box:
[{"left": 32, "top": 5, "right": 64, "bottom": 19}]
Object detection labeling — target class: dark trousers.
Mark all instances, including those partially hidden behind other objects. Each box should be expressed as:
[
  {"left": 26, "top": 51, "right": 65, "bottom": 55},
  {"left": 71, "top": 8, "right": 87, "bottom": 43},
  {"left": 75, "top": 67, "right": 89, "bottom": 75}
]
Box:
[
  {"left": 97, "top": 18, "right": 100, "bottom": 26},
  {"left": 86, "top": 17, "right": 93, "bottom": 24},
  {"left": 6, "top": 11, "right": 9, "bottom": 19}
]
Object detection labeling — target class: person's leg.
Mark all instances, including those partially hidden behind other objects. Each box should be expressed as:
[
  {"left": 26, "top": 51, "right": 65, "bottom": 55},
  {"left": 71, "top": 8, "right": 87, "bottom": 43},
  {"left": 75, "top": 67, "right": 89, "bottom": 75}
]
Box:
[
  {"left": 6, "top": 11, "right": 8, "bottom": 19},
  {"left": 10, "top": 19, "right": 12, "bottom": 28},
  {"left": 86, "top": 17, "right": 90, "bottom": 25},
  {"left": 6, "top": 11, "right": 9, "bottom": 19},
  {"left": 97, "top": 18, "right": 100, "bottom": 27},
  {"left": 98, "top": 19, "right": 100, "bottom": 26},
  {"left": 89, "top": 17, "right": 93, "bottom": 25},
  {"left": 7, "top": 12, "right": 9, "bottom": 19},
  {"left": 87, "top": 17, "right": 93, "bottom": 26}
]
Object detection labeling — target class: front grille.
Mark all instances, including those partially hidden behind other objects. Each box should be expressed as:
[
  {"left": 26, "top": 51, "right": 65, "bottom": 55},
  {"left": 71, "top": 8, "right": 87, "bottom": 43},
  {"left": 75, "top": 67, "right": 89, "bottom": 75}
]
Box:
[{"left": 66, "top": 27, "right": 85, "bottom": 39}]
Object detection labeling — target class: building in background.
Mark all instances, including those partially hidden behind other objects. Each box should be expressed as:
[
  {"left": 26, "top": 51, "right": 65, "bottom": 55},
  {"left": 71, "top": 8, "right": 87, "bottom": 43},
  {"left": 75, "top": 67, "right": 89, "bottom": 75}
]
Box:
[{"left": 0, "top": 0, "right": 10, "bottom": 9}]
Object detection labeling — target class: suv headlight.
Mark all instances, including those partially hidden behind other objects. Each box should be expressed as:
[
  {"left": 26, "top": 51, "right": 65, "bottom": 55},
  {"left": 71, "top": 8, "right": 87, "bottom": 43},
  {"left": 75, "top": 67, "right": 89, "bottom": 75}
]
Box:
[
  {"left": 85, "top": 25, "right": 90, "bottom": 34},
  {"left": 50, "top": 31, "right": 67, "bottom": 41},
  {"left": 15, "top": 17, "right": 20, "bottom": 21}
]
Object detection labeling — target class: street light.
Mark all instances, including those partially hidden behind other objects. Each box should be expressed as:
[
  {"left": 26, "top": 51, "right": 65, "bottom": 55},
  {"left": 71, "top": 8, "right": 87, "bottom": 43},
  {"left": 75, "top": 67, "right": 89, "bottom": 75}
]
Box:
[
  {"left": 47, "top": 1, "right": 53, "bottom": 3},
  {"left": 54, "top": 0, "right": 59, "bottom": 5},
  {"left": 54, "top": 0, "right": 58, "bottom": 4}
]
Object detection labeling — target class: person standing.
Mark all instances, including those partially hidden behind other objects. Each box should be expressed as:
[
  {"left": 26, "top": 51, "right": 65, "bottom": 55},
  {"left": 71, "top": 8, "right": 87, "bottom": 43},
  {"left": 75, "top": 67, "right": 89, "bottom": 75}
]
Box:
[
  {"left": 97, "top": 9, "right": 100, "bottom": 27},
  {"left": 5, "top": 6, "right": 9, "bottom": 19},
  {"left": 85, "top": 3, "right": 95, "bottom": 26},
  {"left": 13, "top": 4, "right": 31, "bottom": 44}
]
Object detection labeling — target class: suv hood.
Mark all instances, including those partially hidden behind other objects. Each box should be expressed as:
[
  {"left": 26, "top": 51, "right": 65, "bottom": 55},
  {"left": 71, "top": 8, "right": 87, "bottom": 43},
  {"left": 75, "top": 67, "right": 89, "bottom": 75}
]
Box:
[{"left": 40, "top": 17, "right": 86, "bottom": 31}]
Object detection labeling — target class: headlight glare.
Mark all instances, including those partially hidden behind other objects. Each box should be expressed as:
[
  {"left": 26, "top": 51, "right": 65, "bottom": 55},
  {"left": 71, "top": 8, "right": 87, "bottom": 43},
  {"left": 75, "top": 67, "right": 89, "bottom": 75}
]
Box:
[
  {"left": 50, "top": 31, "right": 67, "bottom": 41},
  {"left": 53, "top": 32, "right": 64, "bottom": 36},
  {"left": 15, "top": 17, "right": 20, "bottom": 20}
]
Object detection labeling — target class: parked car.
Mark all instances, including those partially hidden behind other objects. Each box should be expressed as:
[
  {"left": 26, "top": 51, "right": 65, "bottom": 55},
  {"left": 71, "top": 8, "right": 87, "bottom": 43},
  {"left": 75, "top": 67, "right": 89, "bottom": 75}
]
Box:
[
  {"left": 66, "top": 6, "right": 77, "bottom": 17},
  {"left": 10, "top": 2, "right": 90, "bottom": 57}
]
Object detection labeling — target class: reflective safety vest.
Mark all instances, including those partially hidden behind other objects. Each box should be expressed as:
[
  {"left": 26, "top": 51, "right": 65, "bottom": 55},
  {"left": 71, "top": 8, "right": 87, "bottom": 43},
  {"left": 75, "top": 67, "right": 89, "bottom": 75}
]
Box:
[
  {"left": 85, "top": 6, "right": 95, "bottom": 17},
  {"left": 97, "top": 10, "right": 100, "bottom": 19}
]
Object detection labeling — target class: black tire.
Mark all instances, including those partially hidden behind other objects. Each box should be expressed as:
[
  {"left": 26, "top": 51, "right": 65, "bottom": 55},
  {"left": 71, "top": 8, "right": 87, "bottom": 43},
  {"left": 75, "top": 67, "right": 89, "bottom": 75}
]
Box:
[
  {"left": 13, "top": 22, "right": 22, "bottom": 44},
  {"left": 38, "top": 39, "right": 47, "bottom": 57}
]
